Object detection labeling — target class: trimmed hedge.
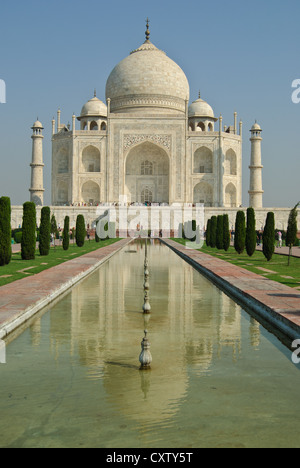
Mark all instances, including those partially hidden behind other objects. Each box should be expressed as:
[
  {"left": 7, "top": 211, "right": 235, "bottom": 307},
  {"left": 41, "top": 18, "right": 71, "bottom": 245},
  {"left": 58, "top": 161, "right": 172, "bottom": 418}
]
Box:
[
  {"left": 223, "top": 214, "right": 230, "bottom": 251},
  {"left": 210, "top": 216, "right": 217, "bottom": 248},
  {"left": 234, "top": 210, "right": 246, "bottom": 254},
  {"left": 206, "top": 219, "right": 211, "bottom": 247},
  {"left": 21, "top": 202, "right": 36, "bottom": 260},
  {"left": 63, "top": 216, "right": 70, "bottom": 251},
  {"left": 0, "top": 196, "right": 12, "bottom": 266},
  {"left": 216, "top": 215, "right": 224, "bottom": 250},
  {"left": 262, "top": 212, "right": 275, "bottom": 261},
  {"left": 39, "top": 206, "right": 51, "bottom": 256},
  {"left": 76, "top": 215, "right": 85, "bottom": 247},
  {"left": 246, "top": 207, "right": 256, "bottom": 257}
]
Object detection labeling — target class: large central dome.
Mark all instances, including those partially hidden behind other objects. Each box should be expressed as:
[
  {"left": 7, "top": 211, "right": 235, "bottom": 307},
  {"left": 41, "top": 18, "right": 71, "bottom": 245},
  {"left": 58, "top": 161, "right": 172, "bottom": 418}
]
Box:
[{"left": 105, "top": 32, "right": 190, "bottom": 115}]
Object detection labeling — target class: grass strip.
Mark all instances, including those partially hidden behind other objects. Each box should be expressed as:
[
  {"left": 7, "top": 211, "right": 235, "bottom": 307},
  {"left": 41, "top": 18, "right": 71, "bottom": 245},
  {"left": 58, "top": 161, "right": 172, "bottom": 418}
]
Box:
[{"left": 0, "top": 238, "right": 120, "bottom": 287}]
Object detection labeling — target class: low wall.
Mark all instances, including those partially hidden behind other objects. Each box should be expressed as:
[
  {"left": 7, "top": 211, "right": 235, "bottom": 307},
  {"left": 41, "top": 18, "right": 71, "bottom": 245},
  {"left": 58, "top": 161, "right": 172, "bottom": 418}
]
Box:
[{"left": 11, "top": 205, "right": 299, "bottom": 232}]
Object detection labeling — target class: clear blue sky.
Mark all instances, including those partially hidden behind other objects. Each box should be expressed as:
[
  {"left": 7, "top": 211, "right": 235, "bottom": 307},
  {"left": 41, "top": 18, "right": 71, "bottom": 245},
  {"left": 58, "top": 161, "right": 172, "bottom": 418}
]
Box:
[{"left": 0, "top": 0, "right": 299, "bottom": 207}]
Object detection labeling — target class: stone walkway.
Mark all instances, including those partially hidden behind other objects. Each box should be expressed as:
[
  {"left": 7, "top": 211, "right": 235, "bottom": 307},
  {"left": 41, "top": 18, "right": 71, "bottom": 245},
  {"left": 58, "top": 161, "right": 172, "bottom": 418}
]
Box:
[
  {"left": 0, "top": 238, "right": 132, "bottom": 339},
  {"left": 256, "top": 244, "right": 300, "bottom": 258},
  {"left": 163, "top": 239, "right": 300, "bottom": 341}
]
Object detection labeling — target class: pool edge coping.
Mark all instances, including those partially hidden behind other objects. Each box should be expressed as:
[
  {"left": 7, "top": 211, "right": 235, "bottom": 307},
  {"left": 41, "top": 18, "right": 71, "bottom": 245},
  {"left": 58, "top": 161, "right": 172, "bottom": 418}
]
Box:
[{"left": 162, "top": 239, "right": 300, "bottom": 343}]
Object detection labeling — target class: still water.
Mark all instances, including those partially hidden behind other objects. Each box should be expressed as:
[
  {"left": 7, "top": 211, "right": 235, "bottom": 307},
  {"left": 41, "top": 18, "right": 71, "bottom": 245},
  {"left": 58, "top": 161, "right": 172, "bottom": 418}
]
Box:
[{"left": 0, "top": 240, "right": 300, "bottom": 448}]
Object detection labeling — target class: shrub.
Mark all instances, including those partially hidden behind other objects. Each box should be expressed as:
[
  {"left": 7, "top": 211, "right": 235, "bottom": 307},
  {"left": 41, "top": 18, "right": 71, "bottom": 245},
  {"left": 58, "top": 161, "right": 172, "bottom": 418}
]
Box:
[
  {"left": 262, "top": 212, "right": 275, "bottom": 261},
  {"left": 210, "top": 216, "right": 217, "bottom": 248},
  {"left": 206, "top": 219, "right": 211, "bottom": 247},
  {"left": 100, "top": 221, "right": 109, "bottom": 241},
  {"left": 223, "top": 214, "right": 230, "bottom": 251},
  {"left": 216, "top": 215, "right": 224, "bottom": 250},
  {"left": 191, "top": 219, "right": 197, "bottom": 242},
  {"left": 246, "top": 207, "right": 256, "bottom": 257},
  {"left": 286, "top": 202, "right": 299, "bottom": 265},
  {"left": 95, "top": 221, "right": 100, "bottom": 243},
  {"left": 39, "top": 206, "right": 51, "bottom": 256},
  {"left": 76, "top": 215, "right": 86, "bottom": 247},
  {"left": 50, "top": 214, "right": 58, "bottom": 248},
  {"left": 0, "top": 196, "right": 12, "bottom": 266},
  {"left": 14, "top": 232, "right": 22, "bottom": 244},
  {"left": 234, "top": 211, "right": 246, "bottom": 254},
  {"left": 63, "top": 216, "right": 70, "bottom": 251},
  {"left": 21, "top": 202, "right": 36, "bottom": 260}
]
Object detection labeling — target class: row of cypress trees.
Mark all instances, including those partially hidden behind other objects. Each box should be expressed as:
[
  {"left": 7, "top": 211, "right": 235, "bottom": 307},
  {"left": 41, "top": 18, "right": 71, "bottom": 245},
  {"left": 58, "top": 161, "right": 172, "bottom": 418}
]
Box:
[
  {"left": 206, "top": 214, "right": 230, "bottom": 251},
  {"left": 0, "top": 201, "right": 89, "bottom": 263},
  {"left": 206, "top": 207, "right": 294, "bottom": 263}
]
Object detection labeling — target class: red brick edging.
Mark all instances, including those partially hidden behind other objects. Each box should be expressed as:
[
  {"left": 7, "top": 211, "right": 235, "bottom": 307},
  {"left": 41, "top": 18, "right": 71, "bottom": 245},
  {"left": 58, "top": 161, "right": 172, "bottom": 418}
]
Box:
[
  {"left": 162, "top": 239, "right": 300, "bottom": 342},
  {"left": 0, "top": 239, "right": 132, "bottom": 339}
]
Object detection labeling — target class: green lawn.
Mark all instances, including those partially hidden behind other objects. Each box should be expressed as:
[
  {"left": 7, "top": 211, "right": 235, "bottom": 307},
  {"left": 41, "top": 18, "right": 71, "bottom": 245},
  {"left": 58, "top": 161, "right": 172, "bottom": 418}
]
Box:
[
  {"left": 0, "top": 238, "right": 120, "bottom": 287},
  {"left": 171, "top": 239, "right": 300, "bottom": 289}
]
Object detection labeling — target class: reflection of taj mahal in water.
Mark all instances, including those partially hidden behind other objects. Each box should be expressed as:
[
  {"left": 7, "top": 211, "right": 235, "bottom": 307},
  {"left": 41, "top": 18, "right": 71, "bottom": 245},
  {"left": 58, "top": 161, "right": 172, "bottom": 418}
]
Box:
[
  {"left": 40, "top": 21, "right": 261, "bottom": 210},
  {"left": 29, "top": 241, "right": 261, "bottom": 425}
]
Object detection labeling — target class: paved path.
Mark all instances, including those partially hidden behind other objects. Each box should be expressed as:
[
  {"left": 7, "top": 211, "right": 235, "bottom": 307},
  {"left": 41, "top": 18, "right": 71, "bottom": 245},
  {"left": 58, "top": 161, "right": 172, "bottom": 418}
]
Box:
[
  {"left": 163, "top": 239, "right": 300, "bottom": 342},
  {"left": 256, "top": 244, "right": 300, "bottom": 258},
  {"left": 0, "top": 238, "right": 132, "bottom": 339}
]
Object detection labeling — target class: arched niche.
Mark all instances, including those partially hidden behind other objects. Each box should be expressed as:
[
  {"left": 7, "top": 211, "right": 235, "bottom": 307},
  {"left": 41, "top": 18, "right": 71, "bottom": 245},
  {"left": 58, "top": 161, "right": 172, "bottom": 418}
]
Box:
[
  {"left": 225, "top": 182, "right": 237, "bottom": 207},
  {"left": 81, "top": 181, "right": 100, "bottom": 205},
  {"left": 82, "top": 145, "right": 101, "bottom": 173},
  {"left": 57, "top": 180, "right": 69, "bottom": 204},
  {"left": 225, "top": 149, "right": 237, "bottom": 175},
  {"left": 125, "top": 141, "right": 169, "bottom": 204},
  {"left": 194, "top": 147, "right": 213, "bottom": 174},
  {"left": 193, "top": 181, "right": 213, "bottom": 206},
  {"left": 57, "top": 148, "right": 69, "bottom": 174}
]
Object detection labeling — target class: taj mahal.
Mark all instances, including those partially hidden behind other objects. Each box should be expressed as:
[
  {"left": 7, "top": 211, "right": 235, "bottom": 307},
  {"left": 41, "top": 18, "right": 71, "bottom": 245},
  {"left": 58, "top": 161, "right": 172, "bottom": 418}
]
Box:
[{"left": 22, "top": 20, "right": 293, "bottom": 231}]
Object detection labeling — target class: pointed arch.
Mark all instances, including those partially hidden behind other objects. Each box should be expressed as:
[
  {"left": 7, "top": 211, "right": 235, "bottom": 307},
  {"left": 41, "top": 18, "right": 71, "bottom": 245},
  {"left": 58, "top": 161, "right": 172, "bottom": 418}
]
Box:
[
  {"left": 194, "top": 146, "right": 213, "bottom": 174},
  {"left": 82, "top": 145, "right": 101, "bottom": 172},
  {"left": 57, "top": 147, "right": 69, "bottom": 174},
  {"left": 81, "top": 181, "right": 100, "bottom": 205},
  {"left": 125, "top": 141, "right": 169, "bottom": 204},
  {"left": 193, "top": 181, "right": 213, "bottom": 206},
  {"left": 225, "top": 182, "right": 237, "bottom": 207},
  {"left": 225, "top": 149, "right": 237, "bottom": 175}
]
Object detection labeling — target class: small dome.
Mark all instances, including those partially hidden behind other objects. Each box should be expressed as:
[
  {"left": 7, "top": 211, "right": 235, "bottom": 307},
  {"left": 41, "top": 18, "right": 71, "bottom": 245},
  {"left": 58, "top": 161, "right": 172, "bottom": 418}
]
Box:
[
  {"left": 188, "top": 97, "right": 216, "bottom": 119},
  {"left": 32, "top": 120, "right": 43, "bottom": 129},
  {"left": 251, "top": 122, "right": 261, "bottom": 131},
  {"left": 80, "top": 96, "right": 107, "bottom": 118}
]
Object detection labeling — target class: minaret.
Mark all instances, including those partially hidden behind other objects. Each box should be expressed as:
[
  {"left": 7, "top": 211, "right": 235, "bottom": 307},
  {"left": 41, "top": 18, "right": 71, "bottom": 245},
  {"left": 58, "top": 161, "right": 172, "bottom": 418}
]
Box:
[
  {"left": 249, "top": 121, "right": 263, "bottom": 208},
  {"left": 29, "top": 119, "right": 45, "bottom": 206}
]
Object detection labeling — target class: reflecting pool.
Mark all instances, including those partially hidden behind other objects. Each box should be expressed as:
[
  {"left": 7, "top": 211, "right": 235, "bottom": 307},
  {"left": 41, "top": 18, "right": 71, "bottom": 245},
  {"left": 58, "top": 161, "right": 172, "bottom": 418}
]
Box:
[{"left": 0, "top": 240, "right": 300, "bottom": 448}]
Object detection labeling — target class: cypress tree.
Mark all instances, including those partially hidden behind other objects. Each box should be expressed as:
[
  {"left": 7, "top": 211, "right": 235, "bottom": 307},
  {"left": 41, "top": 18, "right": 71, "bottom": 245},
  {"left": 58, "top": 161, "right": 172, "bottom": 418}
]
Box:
[
  {"left": 76, "top": 215, "right": 85, "bottom": 247},
  {"left": 206, "top": 219, "right": 211, "bottom": 247},
  {"left": 210, "top": 216, "right": 217, "bottom": 248},
  {"left": 95, "top": 220, "right": 100, "bottom": 243},
  {"left": 223, "top": 214, "right": 230, "bottom": 252},
  {"left": 191, "top": 219, "right": 197, "bottom": 242},
  {"left": 100, "top": 222, "right": 109, "bottom": 241},
  {"left": 63, "top": 216, "right": 70, "bottom": 251},
  {"left": 21, "top": 202, "right": 36, "bottom": 260},
  {"left": 50, "top": 214, "right": 58, "bottom": 248},
  {"left": 262, "top": 212, "right": 275, "bottom": 261},
  {"left": 234, "top": 210, "right": 246, "bottom": 254},
  {"left": 0, "top": 196, "right": 12, "bottom": 266},
  {"left": 246, "top": 207, "right": 256, "bottom": 257},
  {"left": 286, "top": 202, "right": 299, "bottom": 266},
  {"left": 39, "top": 206, "right": 51, "bottom": 256},
  {"left": 216, "top": 215, "right": 224, "bottom": 249}
]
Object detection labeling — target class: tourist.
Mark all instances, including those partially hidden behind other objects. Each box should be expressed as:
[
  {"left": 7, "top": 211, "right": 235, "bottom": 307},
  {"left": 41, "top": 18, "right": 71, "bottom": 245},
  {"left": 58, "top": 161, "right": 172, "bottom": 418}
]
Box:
[{"left": 277, "top": 231, "right": 282, "bottom": 248}]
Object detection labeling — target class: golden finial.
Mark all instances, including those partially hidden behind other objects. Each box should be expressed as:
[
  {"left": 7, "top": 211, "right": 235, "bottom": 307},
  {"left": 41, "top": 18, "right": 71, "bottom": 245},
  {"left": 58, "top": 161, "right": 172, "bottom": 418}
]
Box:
[{"left": 145, "top": 18, "right": 150, "bottom": 42}]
